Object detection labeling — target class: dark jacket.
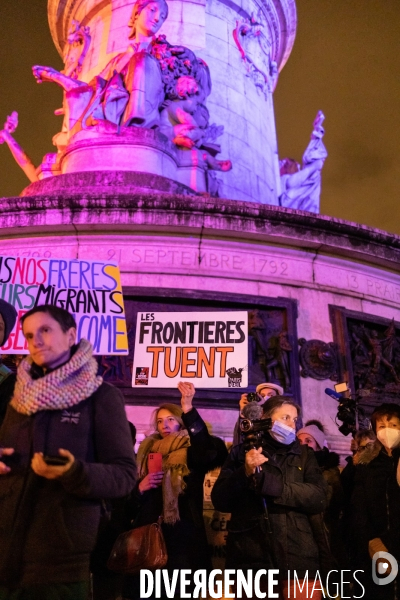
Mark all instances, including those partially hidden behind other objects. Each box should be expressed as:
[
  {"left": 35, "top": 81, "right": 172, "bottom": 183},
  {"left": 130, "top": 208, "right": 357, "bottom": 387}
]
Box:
[
  {"left": 314, "top": 449, "right": 345, "bottom": 568},
  {"left": 0, "top": 381, "right": 137, "bottom": 587},
  {"left": 131, "top": 408, "right": 227, "bottom": 572},
  {"left": 340, "top": 455, "right": 356, "bottom": 506},
  {"left": 316, "top": 449, "right": 343, "bottom": 516},
  {"left": 340, "top": 454, "right": 358, "bottom": 561},
  {"left": 351, "top": 443, "right": 400, "bottom": 599},
  {"left": 0, "top": 371, "right": 16, "bottom": 428},
  {"left": 352, "top": 444, "right": 400, "bottom": 560},
  {"left": 211, "top": 435, "right": 328, "bottom": 578}
]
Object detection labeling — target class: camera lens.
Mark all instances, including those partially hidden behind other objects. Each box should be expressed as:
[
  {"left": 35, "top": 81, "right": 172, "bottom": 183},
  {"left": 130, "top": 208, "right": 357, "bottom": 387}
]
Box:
[
  {"left": 247, "top": 393, "right": 258, "bottom": 403},
  {"left": 240, "top": 419, "right": 252, "bottom": 432}
]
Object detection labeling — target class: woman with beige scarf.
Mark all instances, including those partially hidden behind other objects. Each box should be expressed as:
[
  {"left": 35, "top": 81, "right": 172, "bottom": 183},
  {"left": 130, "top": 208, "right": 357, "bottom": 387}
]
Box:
[{"left": 123, "top": 382, "right": 227, "bottom": 599}]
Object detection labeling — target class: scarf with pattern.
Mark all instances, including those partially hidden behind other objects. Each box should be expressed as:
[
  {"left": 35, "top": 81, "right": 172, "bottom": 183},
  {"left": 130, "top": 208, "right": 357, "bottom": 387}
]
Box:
[
  {"left": 10, "top": 339, "right": 103, "bottom": 416},
  {"left": 137, "top": 429, "right": 191, "bottom": 524}
]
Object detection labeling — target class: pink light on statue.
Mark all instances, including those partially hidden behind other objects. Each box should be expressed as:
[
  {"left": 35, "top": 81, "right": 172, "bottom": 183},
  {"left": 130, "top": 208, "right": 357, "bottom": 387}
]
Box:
[{"left": 2, "top": 0, "right": 299, "bottom": 204}]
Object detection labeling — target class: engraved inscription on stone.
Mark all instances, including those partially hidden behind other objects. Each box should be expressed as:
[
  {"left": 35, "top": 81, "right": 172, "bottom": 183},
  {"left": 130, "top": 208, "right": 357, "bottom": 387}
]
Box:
[{"left": 3, "top": 239, "right": 400, "bottom": 308}]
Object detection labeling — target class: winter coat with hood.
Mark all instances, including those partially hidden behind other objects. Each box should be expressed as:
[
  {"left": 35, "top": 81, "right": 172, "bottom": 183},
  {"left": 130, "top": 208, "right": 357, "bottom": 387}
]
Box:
[
  {"left": 211, "top": 434, "right": 328, "bottom": 578},
  {"left": 0, "top": 376, "right": 137, "bottom": 588}
]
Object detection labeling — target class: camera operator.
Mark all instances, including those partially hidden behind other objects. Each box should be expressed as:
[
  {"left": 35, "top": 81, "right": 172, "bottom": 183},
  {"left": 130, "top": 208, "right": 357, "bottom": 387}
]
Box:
[
  {"left": 212, "top": 396, "right": 328, "bottom": 599},
  {"left": 232, "top": 382, "right": 284, "bottom": 446},
  {"left": 351, "top": 403, "right": 400, "bottom": 600}
]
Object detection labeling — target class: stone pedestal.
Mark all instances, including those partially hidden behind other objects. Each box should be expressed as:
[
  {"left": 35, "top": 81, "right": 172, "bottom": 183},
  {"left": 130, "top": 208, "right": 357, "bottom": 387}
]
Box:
[
  {"left": 51, "top": 128, "right": 208, "bottom": 193},
  {"left": 21, "top": 170, "right": 197, "bottom": 197}
]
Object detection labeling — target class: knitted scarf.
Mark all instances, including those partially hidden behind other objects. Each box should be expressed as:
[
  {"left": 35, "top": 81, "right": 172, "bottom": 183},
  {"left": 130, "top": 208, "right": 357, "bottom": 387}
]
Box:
[
  {"left": 137, "top": 429, "right": 191, "bottom": 524},
  {"left": 10, "top": 339, "right": 103, "bottom": 416}
]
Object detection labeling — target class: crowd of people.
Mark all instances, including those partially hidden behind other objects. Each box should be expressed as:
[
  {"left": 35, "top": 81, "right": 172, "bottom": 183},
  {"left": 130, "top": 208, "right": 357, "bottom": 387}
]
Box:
[{"left": 0, "top": 300, "right": 400, "bottom": 600}]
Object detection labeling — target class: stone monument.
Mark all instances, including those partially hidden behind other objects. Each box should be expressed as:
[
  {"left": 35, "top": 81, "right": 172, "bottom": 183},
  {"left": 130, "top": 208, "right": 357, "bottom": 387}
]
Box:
[{"left": 3, "top": 0, "right": 298, "bottom": 203}]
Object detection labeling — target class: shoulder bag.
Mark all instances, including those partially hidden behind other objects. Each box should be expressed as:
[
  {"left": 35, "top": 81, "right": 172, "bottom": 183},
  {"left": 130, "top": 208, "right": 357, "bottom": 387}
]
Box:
[{"left": 107, "top": 516, "right": 168, "bottom": 574}]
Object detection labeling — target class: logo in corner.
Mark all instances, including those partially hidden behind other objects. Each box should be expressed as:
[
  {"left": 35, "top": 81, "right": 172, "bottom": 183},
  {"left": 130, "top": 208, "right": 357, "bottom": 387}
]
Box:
[{"left": 372, "top": 551, "right": 398, "bottom": 586}]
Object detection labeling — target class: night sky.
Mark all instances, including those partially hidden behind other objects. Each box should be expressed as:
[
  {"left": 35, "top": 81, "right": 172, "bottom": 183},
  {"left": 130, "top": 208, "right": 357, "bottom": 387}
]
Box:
[{"left": 1, "top": 1, "right": 400, "bottom": 234}]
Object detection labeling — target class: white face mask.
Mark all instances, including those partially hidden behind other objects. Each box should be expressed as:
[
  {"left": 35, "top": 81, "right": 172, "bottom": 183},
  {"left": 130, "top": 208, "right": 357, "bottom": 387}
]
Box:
[{"left": 377, "top": 427, "right": 400, "bottom": 449}]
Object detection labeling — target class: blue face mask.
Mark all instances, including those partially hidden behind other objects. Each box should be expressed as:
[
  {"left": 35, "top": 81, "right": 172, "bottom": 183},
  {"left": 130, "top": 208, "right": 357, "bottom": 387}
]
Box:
[{"left": 270, "top": 420, "right": 296, "bottom": 445}]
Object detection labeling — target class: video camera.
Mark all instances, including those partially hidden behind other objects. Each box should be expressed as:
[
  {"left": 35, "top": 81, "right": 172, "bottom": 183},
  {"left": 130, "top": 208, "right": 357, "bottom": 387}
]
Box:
[
  {"left": 240, "top": 403, "right": 272, "bottom": 449},
  {"left": 325, "top": 382, "right": 367, "bottom": 436}
]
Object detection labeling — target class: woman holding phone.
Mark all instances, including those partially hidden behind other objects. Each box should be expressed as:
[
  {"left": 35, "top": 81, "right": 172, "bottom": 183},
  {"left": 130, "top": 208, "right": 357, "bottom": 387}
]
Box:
[{"left": 123, "top": 382, "right": 227, "bottom": 599}]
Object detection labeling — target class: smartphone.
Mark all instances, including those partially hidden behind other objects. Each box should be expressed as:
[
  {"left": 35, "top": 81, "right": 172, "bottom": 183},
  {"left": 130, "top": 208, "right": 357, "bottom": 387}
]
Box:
[
  {"left": 148, "top": 452, "right": 163, "bottom": 473},
  {"left": 43, "top": 455, "right": 69, "bottom": 466}
]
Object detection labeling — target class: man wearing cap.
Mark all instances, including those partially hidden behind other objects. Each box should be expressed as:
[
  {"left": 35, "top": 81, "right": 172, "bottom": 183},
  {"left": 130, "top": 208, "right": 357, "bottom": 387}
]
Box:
[
  {"left": 255, "top": 382, "right": 284, "bottom": 401},
  {"left": 0, "top": 300, "right": 17, "bottom": 427},
  {"left": 232, "top": 382, "right": 284, "bottom": 445}
]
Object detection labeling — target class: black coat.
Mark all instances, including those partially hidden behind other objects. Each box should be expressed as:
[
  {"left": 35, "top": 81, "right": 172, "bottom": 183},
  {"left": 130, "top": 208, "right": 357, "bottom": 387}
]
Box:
[
  {"left": 0, "top": 372, "right": 16, "bottom": 428},
  {"left": 130, "top": 408, "right": 228, "bottom": 572},
  {"left": 351, "top": 446, "right": 400, "bottom": 599},
  {"left": 211, "top": 435, "right": 328, "bottom": 578},
  {"left": 0, "top": 382, "right": 137, "bottom": 587}
]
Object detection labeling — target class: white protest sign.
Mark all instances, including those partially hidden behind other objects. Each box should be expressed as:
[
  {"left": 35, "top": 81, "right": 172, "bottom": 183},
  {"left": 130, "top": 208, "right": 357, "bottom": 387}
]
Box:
[{"left": 132, "top": 311, "right": 248, "bottom": 388}]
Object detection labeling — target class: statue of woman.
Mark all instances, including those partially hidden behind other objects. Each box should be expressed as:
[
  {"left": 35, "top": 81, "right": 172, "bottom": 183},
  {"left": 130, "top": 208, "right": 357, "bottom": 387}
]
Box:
[
  {"left": 96, "top": 0, "right": 169, "bottom": 128},
  {"left": 279, "top": 111, "right": 327, "bottom": 214},
  {"left": 30, "top": 0, "right": 231, "bottom": 184},
  {"left": 32, "top": 0, "right": 169, "bottom": 134}
]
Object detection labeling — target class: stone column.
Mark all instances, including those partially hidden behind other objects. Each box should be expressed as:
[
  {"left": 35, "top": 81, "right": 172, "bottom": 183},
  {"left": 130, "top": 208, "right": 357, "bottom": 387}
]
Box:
[{"left": 48, "top": 0, "right": 297, "bottom": 204}]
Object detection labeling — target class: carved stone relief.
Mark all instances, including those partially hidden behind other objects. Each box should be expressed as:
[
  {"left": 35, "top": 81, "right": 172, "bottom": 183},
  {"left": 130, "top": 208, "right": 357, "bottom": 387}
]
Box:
[
  {"left": 233, "top": 13, "right": 278, "bottom": 98},
  {"left": 298, "top": 338, "right": 338, "bottom": 381},
  {"left": 62, "top": 20, "right": 92, "bottom": 79},
  {"left": 330, "top": 305, "right": 400, "bottom": 415}
]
